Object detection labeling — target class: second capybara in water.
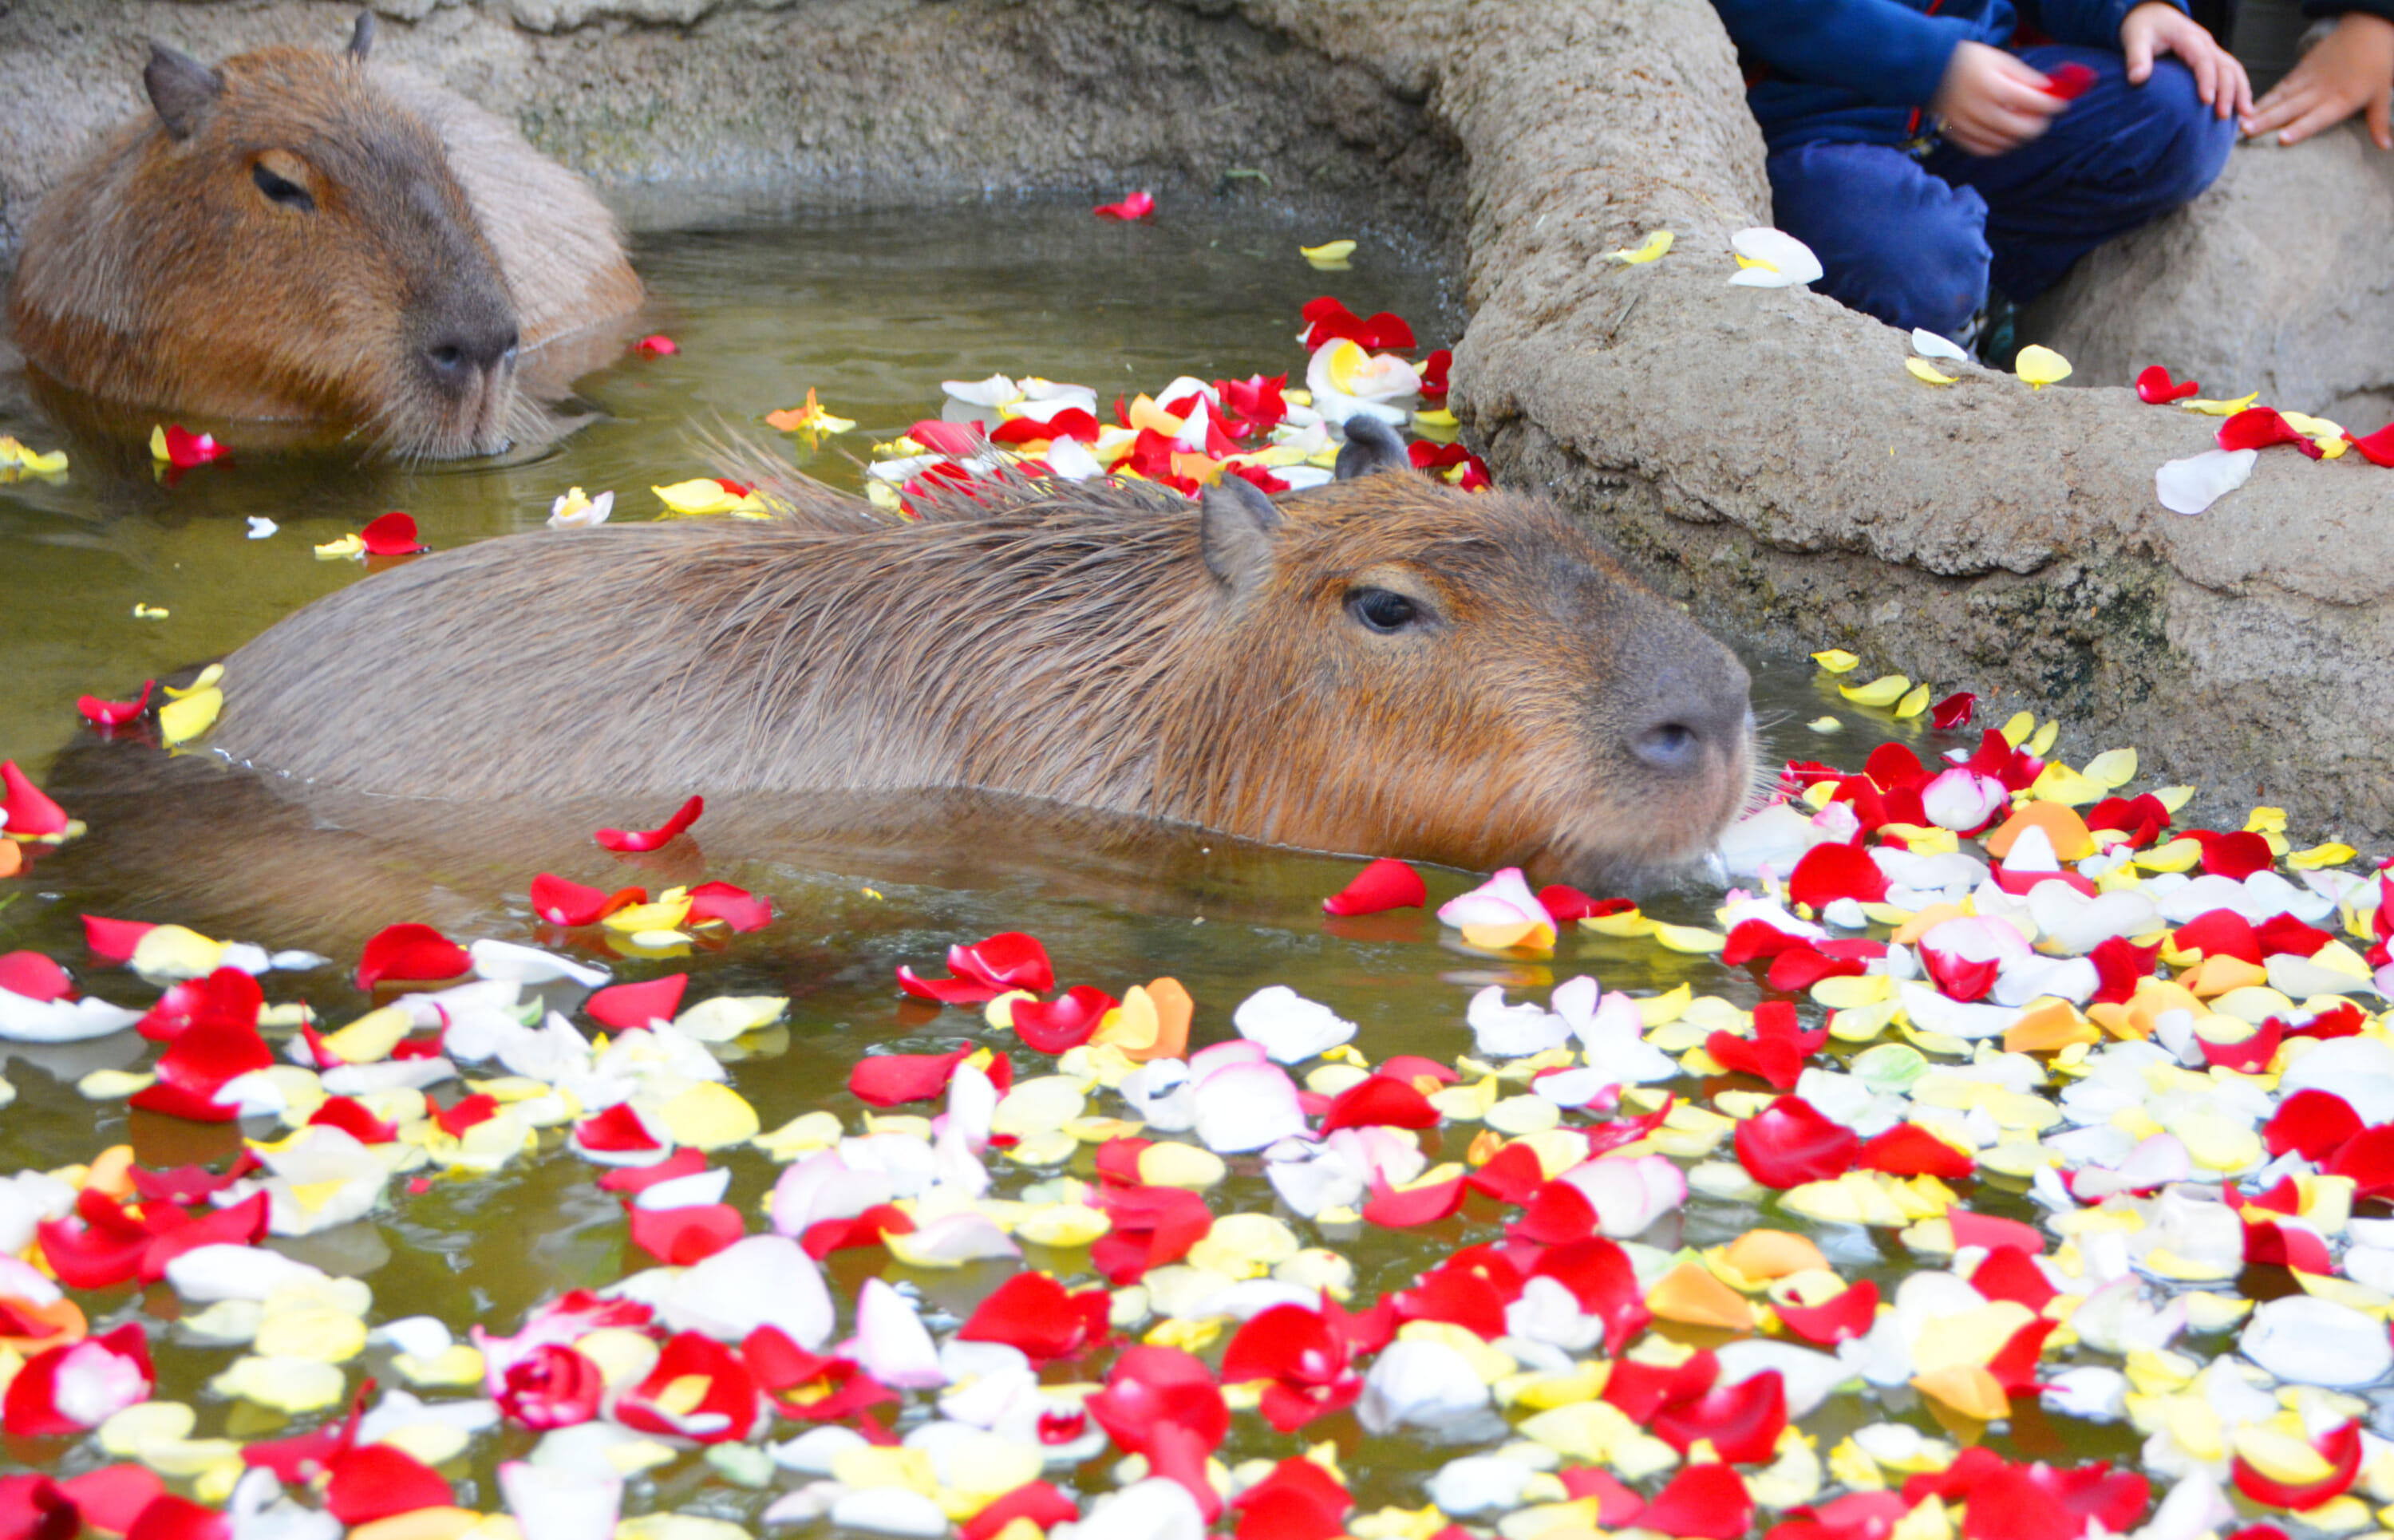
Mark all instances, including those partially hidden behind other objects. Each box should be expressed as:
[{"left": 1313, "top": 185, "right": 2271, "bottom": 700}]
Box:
[
  {"left": 6, "top": 14, "right": 642, "bottom": 459},
  {"left": 204, "top": 424, "right": 1756, "bottom": 886}
]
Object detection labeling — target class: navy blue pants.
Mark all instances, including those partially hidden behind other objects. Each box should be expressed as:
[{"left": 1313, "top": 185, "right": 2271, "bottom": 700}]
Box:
[{"left": 1765, "top": 46, "right": 2236, "bottom": 339}]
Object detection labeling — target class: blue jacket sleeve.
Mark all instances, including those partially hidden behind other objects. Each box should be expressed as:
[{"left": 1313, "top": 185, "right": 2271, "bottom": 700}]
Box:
[
  {"left": 1711, "top": 0, "right": 1978, "bottom": 107},
  {"left": 2017, "top": 0, "right": 2190, "bottom": 48}
]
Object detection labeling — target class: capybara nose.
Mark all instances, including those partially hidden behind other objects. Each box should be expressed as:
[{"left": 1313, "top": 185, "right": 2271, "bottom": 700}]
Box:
[
  {"left": 1629, "top": 657, "right": 1753, "bottom": 775},
  {"left": 422, "top": 324, "right": 518, "bottom": 392}
]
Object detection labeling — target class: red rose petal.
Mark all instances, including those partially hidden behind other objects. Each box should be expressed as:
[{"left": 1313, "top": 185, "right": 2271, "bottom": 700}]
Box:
[
  {"left": 308, "top": 1096, "right": 400, "bottom": 1144},
  {"left": 358, "top": 512, "right": 427, "bottom": 556},
  {"left": 355, "top": 923, "right": 469, "bottom": 993},
  {"left": 1508, "top": 1181, "right": 1598, "bottom": 1246},
  {"left": 1776, "top": 1278, "right": 1878, "bottom": 1345},
  {"left": 614, "top": 1332, "right": 760, "bottom": 1443},
  {"left": 1362, "top": 1173, "right": 1464, "bottom": 1228},
  {"left": 1949, "top": 1209, "right": 2045, "bottom": 1254},
  {"left": 594, "top": 794, "right": 704, "bottom": 853},
  {"left": 848, "top": 1047, "right": 978, "bottom": 1108},
  {"left": 586, "top": 974, "right": 689, "bottom": 1030},
  {"left": 78, "top": 917, "right": 152, "bottom": 967},
  {"left": 2243, "top": 1214, "right": 2333, "bottom": 1272},
  {"left": 962, "top": 1483, "right": 1079, "bottom": 1540},
  {"left": 530, "top": 873, "right": 616, "bottom": 927},
  {"left": 1969, "top": 1246, "right": 2056, "bottom": 1310},
  {"left": 1532, "top": 1238, "right": 1649, "bottom": 1354},
  {"left": 575, "top": 1101, "right": 663, "bottom": 1154},
  {"left": 626, "top": 1202, "right": 746, "bottom": 1266},
  {"left": 1653, "top": 1370, "right": 1787, "bottom": 1465},
  {"left": 2041, "top": 61, "right": 2097, "bottom": 98},
  {"left": 323, "top": 1445, "right": 450, "bottom": 1525},
  {"left": 1092, "top": 1185, "right": 1214, "bottom": 1286},
  {"left": 1, "top": 763, "right": 70, "bottom": 839},
  {"left": 909, "top": 420, "right": 982, "bottom": 456},
  {"left": 2135, "top": 365, "right": 2200, "bottom": 404},
  {"left": 2219, "top": 406, "right": 2323, "bottom": 459},
  {"left": 1094, "top": 191, "right": 1156, "bottom": 220},
  {"left": 1855, "top": 1122, "right": 1975, "bottom": 1179},
  {"left": 2325, "top": 1124, "right": 2394, "bottom": 1197},
  {"left": 2266, "top": 1088, "right": 2364, "bottom": 1161},
  {"left": 1231, "top": 1456, "right": 1349, "bottom": 1540},
  {"left": 160, "top": 427, "right": 229, "bottom": 470},
  {"left": 2234, "top": 1420, "right": 2360, "bottom": 1510},
  {"left": 635, "top": 334, "right": 678, "bottom": 357},
  {"left": 137, "top": 968, "right": 262, "bottom": 1044},
  {"left": 1787, "top": 843, "right": 1888, "bottom": 909},
  {"left": 2202, "top": 830, "right": 2275, "bottom": 880},
  {"left": 129, "top": 1020, "right": 274, "bottom": 1123},
  {"left": 1321, "top": 858, "right": 1428, "bottom": 916},
  {"left": 1011, "top": 986, "right": 1116, "bottom": 1055},
  {"left": 1734, "top": 1096, "right": 1860, "bottom": 1189},
  {"left": 58, "top": 1466, "right": 164, "bottom": 1537},
  {"left": 1641, "top": 1464, "right": 1753, "bottom": 1540},
  {"left": 127, "top": 1495, "right": 231, "bottom": 1540},
  {"left": 685, "top": 880, "right": 772, "bottom": 932},
  {"left": 0, "top": 953, "right": 72, "bottom": 1004},
  {"left": 77, "top": 681, "right": 156, "bottom": 729},
  {"left": 2349, "top": 423, "right": 2394, "bottom": 466},
  {"left": 1930, "top": 690, "right": 1978, "bottom": 729},
  {"left": 1319, "top": 1074, "right": 1440, "bottom": 1132},
  {"left": 956, "top": 1272, "right": 1110, "bottom": 1364},
  {"left": 799, "top": 1204, "right": 915, "bottom": 1261}
]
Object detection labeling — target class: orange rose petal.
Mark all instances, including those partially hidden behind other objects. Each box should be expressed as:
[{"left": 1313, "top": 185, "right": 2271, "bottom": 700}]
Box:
[
  {"left": 2183, "top": 954, "right": 2270, "bottom": 999},
  {"left": 1136, "top": 977, "right": 1193, "bottom": 1064},
  {"left": 2127, "top": 977, "right": 2206, "bottom": 1037},
  {"left": 85, "top": 1145, "right": 138, "bottom": 1201},
  {"left": 1984, "top": 804, "right": 2095, "bottom": 861},
  {"left": 2003, "top": 999, "right": 2098, "bottom": 1054},
  {"left": 1890, "top": 902, "right": 1971, "bottom": 946},
  {"left": 1910, "top": 1363, "right": 2009, "bottom": 1421},
  {"left": 1647, "top": 1261, "right": 1757, "bottom": 1331},
  {"left": 0, "top": 1295, "right": 86, "bottom": 1355},
  {"left": 1459, "top": 921, "right": 1555, "bottom": 954},
  {"left": 0, "top": 843, "right": 20, "bottom": 879},
  {"left": 1721, "top": 1229, "right": 1828, "bottom": 1281},
  {"left": 2087, "top": 1001, "right": 2145, "bottom": 1040}
]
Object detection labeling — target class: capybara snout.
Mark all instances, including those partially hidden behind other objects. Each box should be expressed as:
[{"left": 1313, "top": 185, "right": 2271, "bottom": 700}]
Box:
[{"left": 6, "top": 12, "right": 640, "bottom": 459}]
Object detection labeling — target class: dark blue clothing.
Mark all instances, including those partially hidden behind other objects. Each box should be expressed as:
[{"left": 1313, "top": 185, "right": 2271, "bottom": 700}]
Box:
[
  {"left": 1715, "top": 0, "right": 2179, "bottom": 152},
  {"left": 1765, "top": 46, "right": 2235, "bottom": 335}
]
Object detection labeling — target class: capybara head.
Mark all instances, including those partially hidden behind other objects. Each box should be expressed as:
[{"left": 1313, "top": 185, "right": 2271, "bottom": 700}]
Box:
[
  {"left": 1150, "top": 421, "right": 1756, "bottom": 885},
  {"left": 6, "top": 14, "right": 525, "bottom": 457}
]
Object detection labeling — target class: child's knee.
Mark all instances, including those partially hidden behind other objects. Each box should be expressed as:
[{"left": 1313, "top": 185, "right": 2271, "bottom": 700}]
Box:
[{"left": 2125, "top": 62, "right": 2238, "bottom": 204}]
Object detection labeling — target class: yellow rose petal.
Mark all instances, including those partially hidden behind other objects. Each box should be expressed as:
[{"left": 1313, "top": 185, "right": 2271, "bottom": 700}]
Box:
[
  {"left": 1893, "top": 682, "right": 1933, "bottom": 718},
  {"left": 1137, "top": 1143, "right": 1227, "bottom": 1190},
  {"left": 1906, "top": 358, "right": 1956, "bottom": 385},
  {"left": 657, "top": 1082, "right": 760, "bottom": 1151},
  {"left": 1300, "top": 239, "right": 1358, "bottom": 264},
  {"left": 1604, "top": 229, "right": 1674, "bottom": 264},
  {"left": 1838, "top": 673, "right": 1911, "bottom": 707},
  {"left": 1013, "top": 1204, "right": 1109, "bottom": 1249},
  {"left": 1811, "top": 650, "right": 1861, "bottom": 674},
  {"left": 159, "top": 687, "right": 221, "bottom": 746},
  {"left": 2013, "top": 345, "right": 2071, "bottom": 389},
  {"left": 210, "top": 1355, "right": 348, "bottom": 1412},
  {"left": 2181, "top": 391, "right": 2259, "bottom": 417}
]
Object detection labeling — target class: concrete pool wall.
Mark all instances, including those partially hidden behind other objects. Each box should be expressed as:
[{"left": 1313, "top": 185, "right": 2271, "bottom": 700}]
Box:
[{"left": 6, "top": 0, "right": 2392, "bottom": 841}]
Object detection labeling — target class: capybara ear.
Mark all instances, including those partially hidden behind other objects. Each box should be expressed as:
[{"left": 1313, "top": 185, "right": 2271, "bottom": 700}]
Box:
[
  {"left": 1334, "top": 413, "right": 1412, "bottom": 480},
  {"left": 1199, "top": 476, "right": 1285, "bottom": 590},
  {"left": 348, "top": 11, "right": 375, "bottom": 60},
  {"left": 144, "top": 44, "right": 223, "bottom": 140}
]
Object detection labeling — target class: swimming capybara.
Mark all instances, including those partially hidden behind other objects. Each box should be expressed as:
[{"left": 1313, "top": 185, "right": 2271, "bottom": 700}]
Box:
[
  {"left": 6, "top": 14, "right": 642, "bottom": 459},
  {"left": 205, "top": 426, "right": 1756, "bottom": 886}
]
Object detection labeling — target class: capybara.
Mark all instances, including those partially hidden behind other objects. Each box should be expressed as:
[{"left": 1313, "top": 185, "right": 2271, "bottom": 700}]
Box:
[
  {"left": 205, "top": 426, "right": 1756, "bottom": 886},
  {"left": 6, "top": 14, "right": 642, "bottom": 459}
]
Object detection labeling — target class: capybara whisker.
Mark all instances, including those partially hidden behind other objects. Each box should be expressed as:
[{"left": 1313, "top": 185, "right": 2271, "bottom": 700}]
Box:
[{"left": 209, "top": 437, "right": 1756, "bottom": 890}]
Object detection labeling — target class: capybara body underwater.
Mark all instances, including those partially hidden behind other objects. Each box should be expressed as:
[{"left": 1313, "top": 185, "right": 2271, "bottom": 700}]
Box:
[
  {"left": 6, "top": 14, "right": 642, "bottom": 459},
  {"left": 204, "top": 426, "right": 1755, "bottom": 887}
]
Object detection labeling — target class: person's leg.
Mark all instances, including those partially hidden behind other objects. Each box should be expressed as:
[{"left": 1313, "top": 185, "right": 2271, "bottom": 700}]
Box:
[
  {"left": 1927, "top": 45, "right": 2236, "bottom": 302},
  {"left": 1765, "top": 140, "right": 1993, "bottom": 339}
]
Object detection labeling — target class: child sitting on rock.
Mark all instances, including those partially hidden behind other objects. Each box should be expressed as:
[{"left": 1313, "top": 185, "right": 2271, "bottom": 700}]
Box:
[{"left": 1712, "top": 0, "right": 2247, "bottom": 350}]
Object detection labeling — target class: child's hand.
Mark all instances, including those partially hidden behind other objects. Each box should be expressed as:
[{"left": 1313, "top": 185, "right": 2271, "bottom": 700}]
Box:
[
  {"left": 2121, "top": 0, "right": 2253, "bottom": 120},
  {"left": 1932, "top": 41, "right": 2068, "bottom": 155},
  {"left": 2245, "top": 11, "right": 2394, "bottom": 148}
]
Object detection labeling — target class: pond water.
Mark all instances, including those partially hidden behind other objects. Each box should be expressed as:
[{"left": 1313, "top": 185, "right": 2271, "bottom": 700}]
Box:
[{"left": 0, "top": 200, "right": 2178, "bottom": 1531}]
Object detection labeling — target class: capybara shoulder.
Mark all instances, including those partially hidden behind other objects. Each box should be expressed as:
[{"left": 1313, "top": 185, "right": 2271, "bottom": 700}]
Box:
[
  {"left": 4, "top": 13, "right": 640, "bottom": 459},
  {"left": 211, "top": 444, "right": 1755, "bottom": 888}
]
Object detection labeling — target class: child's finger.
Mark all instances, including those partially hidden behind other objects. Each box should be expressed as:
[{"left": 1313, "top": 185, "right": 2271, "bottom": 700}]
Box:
[
  {"left": 2281, "top": 97, "right": 2351, "bottom": 144},
  {"left": 2369, "top": 90, "right": 2393, "bottom": 150},
  {"left": 2123, "top": 30, "right": 2155, "bottom": 83}
]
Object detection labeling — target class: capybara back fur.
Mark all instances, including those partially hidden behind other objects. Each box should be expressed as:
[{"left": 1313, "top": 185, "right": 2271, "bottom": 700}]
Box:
[
  {"left": 6, "top": 15, "right": 641, "bottom": 459},
  {"left": 211, "top": 461, "right": 1756, "bottom": 887}
]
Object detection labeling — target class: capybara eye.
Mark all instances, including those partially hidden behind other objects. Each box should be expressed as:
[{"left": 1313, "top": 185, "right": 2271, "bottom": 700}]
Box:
[
  {"left": 251, "top": 162, "right": 315, "bottom": 212},
  {"left": 1347, "top": 587, "right": 1420, "bottom": 634}
]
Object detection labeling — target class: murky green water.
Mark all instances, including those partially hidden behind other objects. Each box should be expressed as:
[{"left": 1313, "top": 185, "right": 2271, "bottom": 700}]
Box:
[{"left": 0, "top": 201, "right": 2111, "bottom": 1519}]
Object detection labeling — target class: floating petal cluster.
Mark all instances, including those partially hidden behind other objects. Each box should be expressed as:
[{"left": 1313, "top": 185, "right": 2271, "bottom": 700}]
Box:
[{"left": 8, "top": 630, "right": 2394, "bottom": 1540}]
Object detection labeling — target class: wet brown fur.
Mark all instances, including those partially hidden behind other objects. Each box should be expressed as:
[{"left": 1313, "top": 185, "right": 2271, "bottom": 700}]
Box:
[
  {"left": 6, "top": 25, "right": 642, "bottom": 459},
  {"left": 210, "top": 464, "right": 1755, "bottom": 888}
]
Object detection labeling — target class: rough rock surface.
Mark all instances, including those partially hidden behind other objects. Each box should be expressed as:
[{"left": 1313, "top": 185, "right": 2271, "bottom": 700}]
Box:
[
  {"left": 5, "top": 0, "right": 2391, "bottom": 839},
  {"left": 2028, "top": 126, "right": 2394, "bottom": 417}
]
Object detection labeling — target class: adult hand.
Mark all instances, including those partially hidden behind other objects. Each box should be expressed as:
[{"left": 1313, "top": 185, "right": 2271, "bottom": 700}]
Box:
[
  {"left": 2121, "top": 0, "right": 2254, "bottom": 120},
  {"left": 1932, "top": 41, "right": 2068, "bottom": 155},
  {"left": 2246, "top": 11, "right": 2394, "bottom": 148}
]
